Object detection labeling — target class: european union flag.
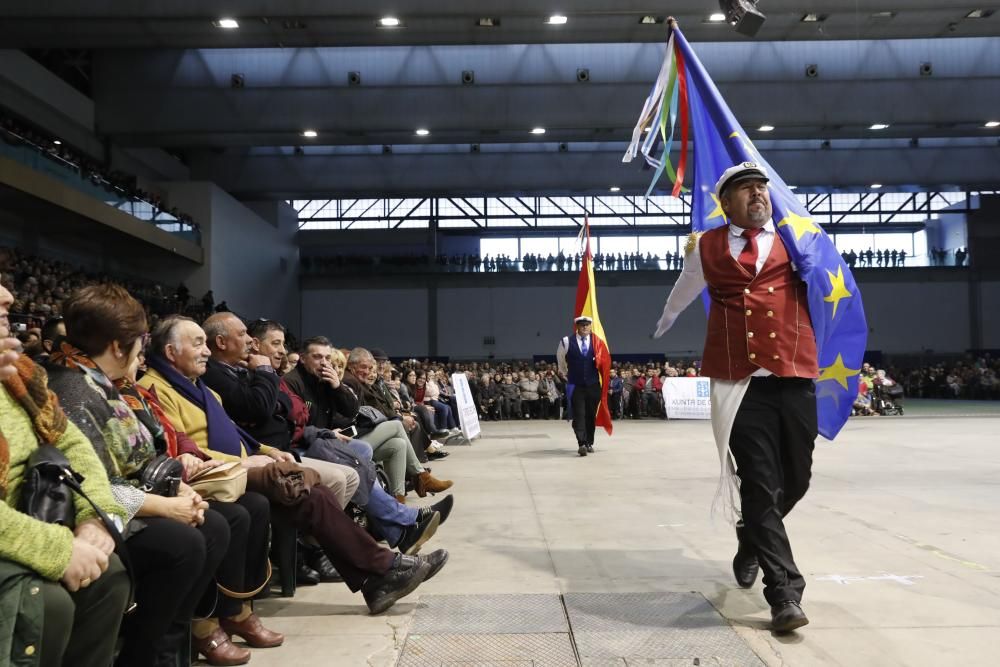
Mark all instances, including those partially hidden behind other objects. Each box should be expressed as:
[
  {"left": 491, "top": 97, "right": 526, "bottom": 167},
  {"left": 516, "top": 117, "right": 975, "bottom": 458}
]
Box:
[{"left": 625, "top": 22, "right": 867, "bottom": 439}]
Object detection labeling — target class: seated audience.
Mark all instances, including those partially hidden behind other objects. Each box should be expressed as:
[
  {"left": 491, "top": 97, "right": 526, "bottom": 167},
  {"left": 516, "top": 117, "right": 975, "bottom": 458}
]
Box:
[
  {"left": 44, "top": 285, "right": 279, "bottom": 666},
  {"left": 138, "top": 317, "right": 448, "bottom": 614}
]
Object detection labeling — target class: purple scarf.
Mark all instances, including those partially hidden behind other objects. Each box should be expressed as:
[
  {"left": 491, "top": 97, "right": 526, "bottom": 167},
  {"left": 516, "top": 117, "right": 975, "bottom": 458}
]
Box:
[{"left": 145, "top": 353, "right": 261, "bottom": 457}]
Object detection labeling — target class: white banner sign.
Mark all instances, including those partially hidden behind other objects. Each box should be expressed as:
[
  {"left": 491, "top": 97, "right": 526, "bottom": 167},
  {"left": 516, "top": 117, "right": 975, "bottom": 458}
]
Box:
[
  {"left": 451, "top": 373, "right": 481, "bottom": 440},
  {"left": 661, "top": 377, "right": 712, "bottom": 420}
]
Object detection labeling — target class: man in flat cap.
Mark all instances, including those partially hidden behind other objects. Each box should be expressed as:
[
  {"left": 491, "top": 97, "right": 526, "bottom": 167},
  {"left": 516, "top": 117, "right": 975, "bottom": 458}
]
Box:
[
  {"left": 556, "top": 316, "right": 604, "bottom": 456},
  {"left": 653, "top": 161, "right": 817, "bottom": 633}
]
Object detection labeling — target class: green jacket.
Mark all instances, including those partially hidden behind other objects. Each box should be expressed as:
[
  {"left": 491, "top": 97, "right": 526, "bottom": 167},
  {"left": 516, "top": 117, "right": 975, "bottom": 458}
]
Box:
[{"left": 0, "top": 559, "right": 43, "bottom": 667}]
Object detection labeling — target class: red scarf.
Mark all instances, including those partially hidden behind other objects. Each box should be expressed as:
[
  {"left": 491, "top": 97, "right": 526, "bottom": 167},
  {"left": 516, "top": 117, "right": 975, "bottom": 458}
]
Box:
[{"left": 0, "top": 354, "right": 68, "bottom": 499}]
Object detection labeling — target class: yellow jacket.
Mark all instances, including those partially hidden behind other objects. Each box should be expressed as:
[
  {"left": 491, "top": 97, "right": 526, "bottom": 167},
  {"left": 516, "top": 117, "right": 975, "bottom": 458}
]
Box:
[{"left": 138, "top": 367, "right": 278, "bottom": 462}]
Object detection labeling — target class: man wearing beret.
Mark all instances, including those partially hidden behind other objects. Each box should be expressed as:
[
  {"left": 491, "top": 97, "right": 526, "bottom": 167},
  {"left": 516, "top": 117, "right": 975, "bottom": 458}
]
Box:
[
  {"left": 556, "top": 316, "right": 603, "bottom": 457},
  {"left": 654, "top": 161, "right": 817, "bottom": 633}
]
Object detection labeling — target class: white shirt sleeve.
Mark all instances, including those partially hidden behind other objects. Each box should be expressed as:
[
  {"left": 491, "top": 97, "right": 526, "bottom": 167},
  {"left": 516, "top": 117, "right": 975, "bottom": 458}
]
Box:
[
  {"left": 556, "top": 337, "right": 569, "bottom": 375},
  {"left": 654, "top": 241, "right": 706, "bottom": 338}
]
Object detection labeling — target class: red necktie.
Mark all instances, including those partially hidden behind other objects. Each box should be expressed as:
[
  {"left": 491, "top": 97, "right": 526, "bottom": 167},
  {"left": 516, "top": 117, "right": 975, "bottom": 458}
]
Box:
[{"left": 738, "top": 227, "right": 763, "bottom": 276}]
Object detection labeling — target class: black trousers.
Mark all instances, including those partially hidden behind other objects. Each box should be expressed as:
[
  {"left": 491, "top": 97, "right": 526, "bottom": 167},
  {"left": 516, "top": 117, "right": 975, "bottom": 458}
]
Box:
[
  {"left": 729, "top": 376, "right": 817, "bottom": 606},
  {"left": 571, "top": 382, "right": 603, "bottom": 446},
  {"left": 207, "top": 492, "right": 271, "bottom": 618},
  {"left": 117, "top": 510, "right": 229, "bottom": 666}
]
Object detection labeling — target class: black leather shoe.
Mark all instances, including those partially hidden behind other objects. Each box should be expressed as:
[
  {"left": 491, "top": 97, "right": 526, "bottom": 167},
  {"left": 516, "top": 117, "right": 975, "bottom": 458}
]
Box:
[
  {"left": 733, "top": 523, "right": 759, "bottom": 589},
  {"left": 362, "top": 554, "right": 432, "bottom": 615},
  {"left": 585, "top": 444, "right": 594, "bottom": 453},
  {"left": 418, "top": 495, "right": 454, "bottom": 526},
  {"left": 396, "top": 511, "right": 441, "bottom": 555},
  {"left": 309, "top": 551, "right": 343, "bottom": 583},
  {"left": 419, "top": 548, "right": 449, "bottom": 582},
  {"left": 577, "top": 445, "right": 588, "bottom": 456},
  {"left": 296, "top": 559, "right": 320, "bottom": 586},
  {"left": 430, "top": 429, "right": 451, "bottom": 439},
  {"left": 770, "top": 600, "right": 809, "bottom": 632},
  {"left": 427, "top": 450, "right": 450, "bottom": 460}
]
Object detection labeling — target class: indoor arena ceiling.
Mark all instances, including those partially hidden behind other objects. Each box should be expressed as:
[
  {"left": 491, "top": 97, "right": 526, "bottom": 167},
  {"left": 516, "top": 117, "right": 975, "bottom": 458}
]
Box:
[{"left": 1, "top": 1, "right": 999, "bottom": 196}]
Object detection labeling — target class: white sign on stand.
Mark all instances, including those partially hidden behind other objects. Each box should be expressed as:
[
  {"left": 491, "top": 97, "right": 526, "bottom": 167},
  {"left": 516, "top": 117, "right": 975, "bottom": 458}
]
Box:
[
  {"left": 661, "top": 377, "right": 712, "bottom": 420},
  {"left": 451, "top": 373, "right": 481, "bottom": 440}
]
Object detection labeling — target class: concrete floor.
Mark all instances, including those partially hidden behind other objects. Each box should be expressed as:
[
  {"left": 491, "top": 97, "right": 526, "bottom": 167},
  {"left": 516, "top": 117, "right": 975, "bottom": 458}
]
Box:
[{"left": 247, "top": 403, "right": 1000, "bottom": 666}]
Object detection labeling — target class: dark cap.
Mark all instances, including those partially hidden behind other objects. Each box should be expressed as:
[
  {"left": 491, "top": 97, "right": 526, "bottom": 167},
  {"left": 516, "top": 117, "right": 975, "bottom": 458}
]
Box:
[{"left": 370, "top": 348, "right": 389, "bottom": 361}]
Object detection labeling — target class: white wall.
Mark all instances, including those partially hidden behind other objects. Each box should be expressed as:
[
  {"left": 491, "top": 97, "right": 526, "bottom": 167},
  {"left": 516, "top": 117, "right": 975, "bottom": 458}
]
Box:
[
  {"left": 301, "top": 276, "right": 991, "bottom": 358},
  {"left": 159, "top": 182, "right": 299, "bottom": 327},
  {"left": 301, "top": 288, "right": 428, "bottom": 355}
]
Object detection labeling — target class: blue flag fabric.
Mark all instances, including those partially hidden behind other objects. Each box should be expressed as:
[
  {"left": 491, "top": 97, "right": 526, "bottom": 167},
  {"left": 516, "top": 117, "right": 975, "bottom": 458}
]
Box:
[{"left": 673, "top": 26, "right": 867, "bottom": 440}]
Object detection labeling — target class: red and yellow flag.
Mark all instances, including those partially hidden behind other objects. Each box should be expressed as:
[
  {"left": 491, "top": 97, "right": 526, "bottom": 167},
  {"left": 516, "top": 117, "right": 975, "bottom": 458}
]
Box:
[{"left": 574, "top": 217, "right": 613, "bottom": 436}]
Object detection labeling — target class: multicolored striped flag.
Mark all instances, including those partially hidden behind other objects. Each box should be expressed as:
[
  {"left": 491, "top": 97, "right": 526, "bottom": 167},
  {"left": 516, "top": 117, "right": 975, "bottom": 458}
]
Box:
[
  {"left": 624, "top": 19, "right": 867, "bottom": 439},
  {"left": 574, "top": 217, "right": 613, "bottom": 436}
]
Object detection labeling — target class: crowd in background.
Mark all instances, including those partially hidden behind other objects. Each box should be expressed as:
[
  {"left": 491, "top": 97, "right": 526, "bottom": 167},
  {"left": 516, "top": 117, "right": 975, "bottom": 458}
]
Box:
[{"left": 1, "top": 113, "right": 199, "bottom": 233}]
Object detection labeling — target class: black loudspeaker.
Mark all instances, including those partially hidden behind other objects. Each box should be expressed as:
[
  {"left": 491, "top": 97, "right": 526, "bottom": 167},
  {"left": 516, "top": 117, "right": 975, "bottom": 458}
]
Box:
[
  {"left": 382, "top": 145, "right": 392, "bottom": 154},
  {"left": 348, "top": 71, "right": 361, "bottom": 85},
  {"left": 805, "top": 64, "right": 819, "bottom": 78},
  {"left": 462, "top": 70, "right": 475, "bottom": 84},
  {"left": 576, "top": 68, "right": 590, "bottom": 82},
  {"left": 920, "top": 62, "right": 933, "bottom": 76},
  {"left": 470, "top": 144, "right": 480, "bottom": 153},
  {"left": 231, "top": 74, "right": 245, "bottom": 88},
  {"left": 558, "top": 143, "right": 569, "bottom": 152}
]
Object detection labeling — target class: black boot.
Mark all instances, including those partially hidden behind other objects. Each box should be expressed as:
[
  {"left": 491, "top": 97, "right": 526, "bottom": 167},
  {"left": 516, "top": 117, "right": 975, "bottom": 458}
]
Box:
[
  {"left": 362, "top": 554, "right": 432, "bottom": 615},
  {"left": 733, "top": 522, "right": 760, "bottom": 589},
  {"left": 771, "top": 600, "right": 809, "bottom": 632},
  {"left": 296, "top": 550, "right": 320, "bottom": 586},
  {"left": 309, "top": 550, "right": 344, "bottom": 583}
]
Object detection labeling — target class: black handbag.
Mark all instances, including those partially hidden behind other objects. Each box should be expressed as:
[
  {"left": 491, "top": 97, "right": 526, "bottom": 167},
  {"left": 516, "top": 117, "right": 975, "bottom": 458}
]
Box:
[
  {"left": 354, "top": 405, "right": 389, "bottom": 436},
  {"left": 138, "top": 454, "right": 183, "bottom": 497},
  {"left": 19, "top": 444, "right": 137, "bottom": 612}
]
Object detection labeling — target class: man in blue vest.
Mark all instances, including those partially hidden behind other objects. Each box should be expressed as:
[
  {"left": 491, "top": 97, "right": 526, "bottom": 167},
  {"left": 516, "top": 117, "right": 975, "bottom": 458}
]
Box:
[{"left": 556, "top": 316, "right": 603, "bottom": 456}]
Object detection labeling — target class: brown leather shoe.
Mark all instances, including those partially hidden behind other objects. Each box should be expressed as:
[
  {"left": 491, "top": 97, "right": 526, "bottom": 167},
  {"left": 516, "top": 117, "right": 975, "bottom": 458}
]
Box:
[
  {"left": 221, "top": 612, "right": 284, "bottom": 648},
  {"left": 194, "top": 627, "right": 251, "bottom": 666},
  {"left": 415, "top": 471, "right": 453, "bottom": 498},
  {"left": 395, "top": 494, "right": 407, "bottom": 504}
]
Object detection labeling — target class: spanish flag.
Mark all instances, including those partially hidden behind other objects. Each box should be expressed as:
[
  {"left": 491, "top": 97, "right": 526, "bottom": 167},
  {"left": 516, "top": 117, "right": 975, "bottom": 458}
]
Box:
[{"left": 574, "top": 217, "right": 613, "bottom": 435}]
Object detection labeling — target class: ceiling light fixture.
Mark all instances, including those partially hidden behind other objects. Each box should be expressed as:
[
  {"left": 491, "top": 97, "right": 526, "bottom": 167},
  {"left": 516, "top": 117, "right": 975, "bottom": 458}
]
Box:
[
  {"left": 378, "top": 16, "right": 401, "bottom": 27},
  {"left": 531, "top": 127, "right": 546, "bottom": 135},
  {"left": 966, "top": 9, "right": 995, "bottom": 19},
  {"left": 717, "top": 0, "right": 766, "bottom": 36},
  {"left": 53, "top": 139, "right": 62, "bottom": 145},
  {"left": 415, "top": 128, "right": 430, "bottom": 136},
  {"left": 476, "top": 17, "right": 500, "bottom": 27},
  {"left": 985, "top": 121, "right": 1000, "bottom": 128},
  {"left": 788, "top": 185, "right": 798, "bottom": 190},
  {"left": 869, "top": 123, "right": 890, "bottom": 130},
  {"left": 546, "top": 15, "right": 568, "bottom": 25},
  {"left": 213, "top": 18, "right": 239, "bottom": 29},
  {"left": 800, "top": 13, "right": 828, "bottom": 23},
  {"left": 870, "top": 11, "right": 895, "bottom": 19},
  {"left": 302, "top": 130, "right": 318, "bottom": 138},
  {"left": 706, "top": 13, "right": 727, "bottom": 22},
  {"left": 640, "top": 16, "right": 665, "bottom": 25},
  {"left": 758, "top": 125, "right": 775, "bottom": 132},
  {"left": 870, "top": 183, "right": 883, "bottom": 189},
  {"left": 609, "top": 186, "right": 621, "bottom": 192}
]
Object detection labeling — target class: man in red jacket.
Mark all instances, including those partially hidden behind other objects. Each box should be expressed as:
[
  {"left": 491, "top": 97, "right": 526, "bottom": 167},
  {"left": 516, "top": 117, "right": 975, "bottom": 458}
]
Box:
[{"left": 654, "top": 162, "right": 817, "bottom": 633}]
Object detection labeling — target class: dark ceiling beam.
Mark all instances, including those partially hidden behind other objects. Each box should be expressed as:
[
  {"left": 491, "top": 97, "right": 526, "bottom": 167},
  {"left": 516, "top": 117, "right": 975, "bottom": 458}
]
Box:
[
  {"left": 186, "top": 145, "right": 1000, "bottom": 199},
  {"left": 96, "top": 79, "right": 1000, "bottom": 147}
]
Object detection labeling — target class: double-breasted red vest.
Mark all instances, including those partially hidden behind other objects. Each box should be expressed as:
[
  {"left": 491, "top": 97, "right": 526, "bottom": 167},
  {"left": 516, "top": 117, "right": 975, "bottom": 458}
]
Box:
[{"left": 698, "top": 226, "right": 819, "bottom": 380}]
